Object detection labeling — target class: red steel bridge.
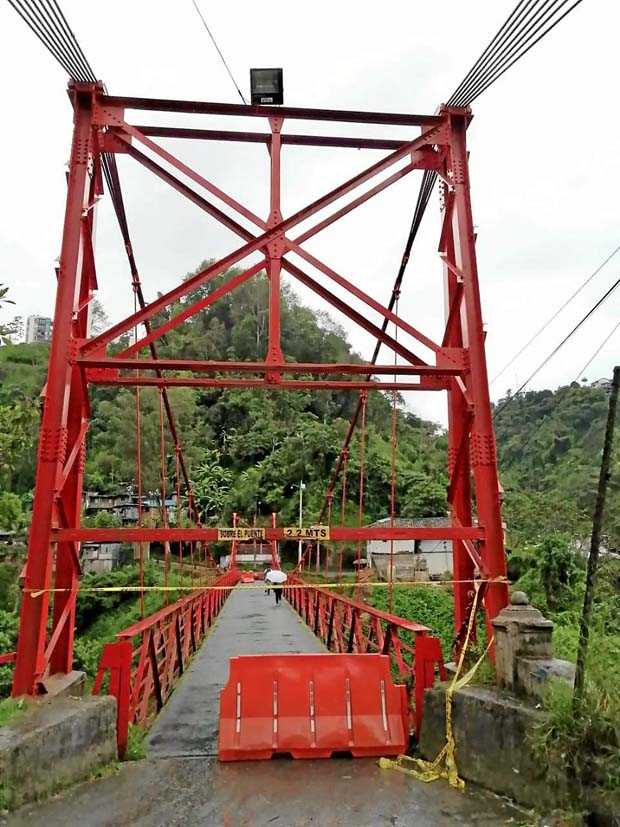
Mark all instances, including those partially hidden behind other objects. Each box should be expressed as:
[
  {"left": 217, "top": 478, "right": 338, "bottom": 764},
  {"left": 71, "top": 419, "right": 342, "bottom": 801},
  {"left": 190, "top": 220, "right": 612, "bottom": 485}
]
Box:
[{"left": 1, "top": 82, "right": 511, "bottom": 759}]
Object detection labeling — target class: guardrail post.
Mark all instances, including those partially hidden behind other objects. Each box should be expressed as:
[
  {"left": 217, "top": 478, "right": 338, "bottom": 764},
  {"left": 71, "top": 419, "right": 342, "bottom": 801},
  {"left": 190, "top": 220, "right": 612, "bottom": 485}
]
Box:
[
  {"left": 92, "top": 639, "right": 132, "bottom": 758},
  {"left": 326, "top": 600, "right": 336, "bottom": 650},
  {"left": 413, "top": 635, "right": 446, "bottom": 737}
]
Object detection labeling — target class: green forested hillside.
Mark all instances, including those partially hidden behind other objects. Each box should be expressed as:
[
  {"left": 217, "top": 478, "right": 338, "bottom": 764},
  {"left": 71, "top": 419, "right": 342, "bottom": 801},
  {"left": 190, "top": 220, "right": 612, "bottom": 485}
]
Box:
[
  {"left": 494, "top": 384, "right": 619, "bottom": 548},
  {"left": 0, "top": 264, "right": 616, "bottom": 549},
  {"left": 0, "top": 267, "right": 447, "bottom": 532}
]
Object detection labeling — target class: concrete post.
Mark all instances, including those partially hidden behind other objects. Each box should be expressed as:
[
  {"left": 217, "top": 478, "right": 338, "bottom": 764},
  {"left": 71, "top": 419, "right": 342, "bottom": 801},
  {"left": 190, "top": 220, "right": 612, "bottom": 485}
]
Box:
[{"left": 492, "top": 591, "right": 554, "bottom": 694}]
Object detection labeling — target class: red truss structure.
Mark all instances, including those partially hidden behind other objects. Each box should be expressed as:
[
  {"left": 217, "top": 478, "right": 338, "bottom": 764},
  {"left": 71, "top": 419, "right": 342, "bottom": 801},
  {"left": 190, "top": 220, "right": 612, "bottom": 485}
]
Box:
[{"left": 12, "top": 82, "right": 508, "bottom": 696}]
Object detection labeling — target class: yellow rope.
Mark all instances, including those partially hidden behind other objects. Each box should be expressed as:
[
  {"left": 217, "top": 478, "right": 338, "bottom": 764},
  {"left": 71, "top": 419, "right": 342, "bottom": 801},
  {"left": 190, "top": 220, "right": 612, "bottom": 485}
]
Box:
[{"left": 379, "top": 581, "right": 493, "bottom": 790}]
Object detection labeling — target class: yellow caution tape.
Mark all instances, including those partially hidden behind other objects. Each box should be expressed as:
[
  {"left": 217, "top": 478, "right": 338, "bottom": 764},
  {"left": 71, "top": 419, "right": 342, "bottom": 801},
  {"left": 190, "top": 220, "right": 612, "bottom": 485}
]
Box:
[
  {"left": 379, "top": 580, "right": 493, "bottom": 791},
  {"left": 25, "top": 577, "right": 507, "bottom": 599}
]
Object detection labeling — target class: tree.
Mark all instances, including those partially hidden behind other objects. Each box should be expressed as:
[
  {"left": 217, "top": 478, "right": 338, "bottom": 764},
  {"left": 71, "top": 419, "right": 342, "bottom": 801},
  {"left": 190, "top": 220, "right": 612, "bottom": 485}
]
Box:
[
  {"left": 0, "top": 492, "right": 24, "bottom": 531},
  {"left": 0, "top": 284, "right": 16, "bottom": 346},
  {"left": 191, "top": 449, "right": 233, "bottom": 523},
  {"left": 0, "top": 399, "right": 39, "bottom": 489},
  {"left": 89, "top": 298, "right": 109, "bottom": 335}
]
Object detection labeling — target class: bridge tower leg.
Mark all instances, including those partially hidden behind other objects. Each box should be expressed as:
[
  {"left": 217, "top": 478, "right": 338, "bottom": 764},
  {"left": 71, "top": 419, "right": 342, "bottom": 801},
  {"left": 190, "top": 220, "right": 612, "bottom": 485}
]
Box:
[
  {"left": 13, "top": 84, "right": 97, "bottom": 695},
  {"left": 266, "top": 117, "right": 285, "bottom": 371},
  {"left": 442, "top": 109, "right": 509, "bottom": 633}
]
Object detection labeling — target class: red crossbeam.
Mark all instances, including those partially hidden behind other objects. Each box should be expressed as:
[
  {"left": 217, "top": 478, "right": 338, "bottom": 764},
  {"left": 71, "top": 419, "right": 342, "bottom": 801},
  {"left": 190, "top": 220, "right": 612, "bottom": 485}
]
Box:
[
  {"left": 51, "top": 526, "right": 485, "bottom": 543},
  {"left": 78, "top": 358, "right": 462, "bottom": 376}
]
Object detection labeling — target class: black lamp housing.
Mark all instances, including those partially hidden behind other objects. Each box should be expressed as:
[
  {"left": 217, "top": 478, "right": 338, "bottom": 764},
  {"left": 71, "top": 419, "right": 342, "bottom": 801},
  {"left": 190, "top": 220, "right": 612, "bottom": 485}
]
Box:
[{"left": 250, "top": 68, "right": 283, "bottom": 105}]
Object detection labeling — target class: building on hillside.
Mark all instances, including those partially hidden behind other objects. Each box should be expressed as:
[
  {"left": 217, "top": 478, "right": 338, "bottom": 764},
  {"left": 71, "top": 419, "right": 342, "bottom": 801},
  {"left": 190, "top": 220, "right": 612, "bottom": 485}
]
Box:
[
  {"left": 590, "top": 378, "right": 612, "bottom": 390},
  {"left": 366, "top": 516, "right": 453, "bottom": 580},
  {"left": 81, "top": 541, "right": 122, "bottom": 574},
  {"left": 25, "top": 315, "right": 52, "bottom": 343},
  {"left": 83, "top": 489, "right": 178, "bottom": 525}
]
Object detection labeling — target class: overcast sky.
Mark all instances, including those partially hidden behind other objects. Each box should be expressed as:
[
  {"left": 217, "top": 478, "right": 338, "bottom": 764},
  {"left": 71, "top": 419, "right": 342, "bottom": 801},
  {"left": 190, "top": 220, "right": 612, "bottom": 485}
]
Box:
[{"left": 0, "top": 0, "right": 617, "bottom": 426}]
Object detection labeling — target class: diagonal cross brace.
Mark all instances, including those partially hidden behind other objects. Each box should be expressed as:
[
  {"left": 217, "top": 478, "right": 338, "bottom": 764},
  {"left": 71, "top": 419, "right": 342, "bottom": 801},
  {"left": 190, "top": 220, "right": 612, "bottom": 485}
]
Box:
[
  {"left": 100, "top": 134, "right": 438, "bottom": 364},
  {"left": 120, "top": 123, "right": 442, "bottom": 355},
  {"left": 84, "top": 116, "right": 448, "bottom": 355}
]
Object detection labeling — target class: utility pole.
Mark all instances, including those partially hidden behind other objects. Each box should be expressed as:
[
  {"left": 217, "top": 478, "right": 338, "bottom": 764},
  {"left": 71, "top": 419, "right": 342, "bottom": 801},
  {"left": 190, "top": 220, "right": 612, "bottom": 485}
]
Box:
[{"left": 573, "top": 366, "right": 619, "bottom": 713}]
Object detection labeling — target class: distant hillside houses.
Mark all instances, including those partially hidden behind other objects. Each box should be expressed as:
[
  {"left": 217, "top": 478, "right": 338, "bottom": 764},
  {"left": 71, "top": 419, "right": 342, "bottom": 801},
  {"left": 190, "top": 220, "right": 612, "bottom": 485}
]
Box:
[
  {"left": 589, "top": 378, "right": 612, "bottom": 390},
  {"left": 83, "top": 489, "right": 179, "bottom": 524}
]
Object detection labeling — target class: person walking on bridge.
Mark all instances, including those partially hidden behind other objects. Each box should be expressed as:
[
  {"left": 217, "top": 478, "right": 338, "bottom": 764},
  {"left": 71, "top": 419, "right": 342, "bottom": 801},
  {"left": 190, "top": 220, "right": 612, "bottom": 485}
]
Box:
[{"left": 265, "top": 569, "right": 287, "bottom": 606}]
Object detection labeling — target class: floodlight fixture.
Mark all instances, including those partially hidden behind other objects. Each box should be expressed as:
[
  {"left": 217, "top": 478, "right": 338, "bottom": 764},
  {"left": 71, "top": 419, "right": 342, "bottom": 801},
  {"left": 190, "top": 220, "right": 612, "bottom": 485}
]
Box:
[{"left": 250, "top": 68, "right": 283, "bottom": 105}]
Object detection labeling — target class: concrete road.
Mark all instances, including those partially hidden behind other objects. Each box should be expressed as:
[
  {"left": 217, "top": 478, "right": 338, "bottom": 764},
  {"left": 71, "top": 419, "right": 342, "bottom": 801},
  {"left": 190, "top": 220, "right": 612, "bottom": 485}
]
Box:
[
  {"left": 7, "top": 587, "right": 523, "bottom": 826},
  {"left": 148, "top": 585, "right": 326, "bottom": 758}
]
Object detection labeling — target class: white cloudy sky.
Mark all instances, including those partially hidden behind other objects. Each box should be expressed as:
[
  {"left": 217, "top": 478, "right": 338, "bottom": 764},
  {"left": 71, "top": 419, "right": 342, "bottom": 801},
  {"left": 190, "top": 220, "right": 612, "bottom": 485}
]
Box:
[{"left": 0, "top": 0, "right": 617, "bottom": 425}]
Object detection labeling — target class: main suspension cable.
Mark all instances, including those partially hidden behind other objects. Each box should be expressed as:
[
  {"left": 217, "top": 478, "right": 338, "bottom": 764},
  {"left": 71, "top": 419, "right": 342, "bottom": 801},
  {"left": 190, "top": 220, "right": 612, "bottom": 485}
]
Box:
[
  {"left": 7, "top": 0, "right": 97, "bottom": 81},
  {"left": 448, "top": 0, "right": 585, "bottom": 106}
]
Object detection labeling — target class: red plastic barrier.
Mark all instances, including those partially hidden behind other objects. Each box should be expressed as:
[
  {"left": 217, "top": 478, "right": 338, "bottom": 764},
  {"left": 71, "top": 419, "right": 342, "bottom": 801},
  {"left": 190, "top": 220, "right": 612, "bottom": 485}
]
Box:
[{"left": 219, "top": 653, "right": 409, "bottom": 761}]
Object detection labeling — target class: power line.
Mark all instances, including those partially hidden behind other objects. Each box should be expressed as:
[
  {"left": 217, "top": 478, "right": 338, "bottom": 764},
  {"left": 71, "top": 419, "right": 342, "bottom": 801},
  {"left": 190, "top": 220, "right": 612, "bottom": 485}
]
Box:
[
  {"left": 574, "top": 317, "right": 620, "bottom": 384},
  {"left": 492, "top": 242, "right": 620, "bottom": 386},
  {"left": 190, "top": 0, "right": 247, "bottom": 104},
  {"left": 494, "top": 274, "right": 620, "bottom": 420}
]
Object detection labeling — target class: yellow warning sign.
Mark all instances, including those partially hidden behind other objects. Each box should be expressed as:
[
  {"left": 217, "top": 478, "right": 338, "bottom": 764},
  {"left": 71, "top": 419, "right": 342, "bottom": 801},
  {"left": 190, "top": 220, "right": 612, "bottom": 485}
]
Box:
[
  {"left": 217, "top": 527, "right": 266, "bottom": 541},
  {"left": 282, "top": 526, "right": 330, "bottom": 541}
]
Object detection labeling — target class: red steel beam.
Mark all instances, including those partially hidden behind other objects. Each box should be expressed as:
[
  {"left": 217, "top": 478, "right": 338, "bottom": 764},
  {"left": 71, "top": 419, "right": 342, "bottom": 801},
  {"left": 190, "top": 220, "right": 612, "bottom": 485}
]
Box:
[
  {"left": 84, "top": 121, "right": 446, "bottom": 352},
  {"left": 78, "top": 358, "right": 462, "bottom": 376},
  {"left": 102, "top": 95, "right": 442, "bottom": 126},
  {"left": 135, "top": 125, "right": 408, "bottom": 150},
  {"left": 113, "top": 125, "right": 439, "bottom": 358},
  {"left": 52, "top": 526, "right": 485, "bottom": 543},
  {"left": 116, "top": 261, "right": 266, "bottom": 359},
  {"left": 101, "top": 135, "right": 431, "bottom": 365},
  {"left": 86, "top": 376, "right": 446, "bottom": 392},
  {"left": 116, "top": 122, "right": 440, "bottom": 354}
]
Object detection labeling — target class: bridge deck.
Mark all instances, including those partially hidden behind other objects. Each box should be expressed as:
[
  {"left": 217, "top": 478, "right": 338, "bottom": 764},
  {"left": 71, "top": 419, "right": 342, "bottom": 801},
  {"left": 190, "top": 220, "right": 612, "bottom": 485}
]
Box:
[
  {"left": 9, "top": 587, "right": 521, "bottom": 826},
  {"left": 148, "top": 584, "right": 325, "bottom": 758}
]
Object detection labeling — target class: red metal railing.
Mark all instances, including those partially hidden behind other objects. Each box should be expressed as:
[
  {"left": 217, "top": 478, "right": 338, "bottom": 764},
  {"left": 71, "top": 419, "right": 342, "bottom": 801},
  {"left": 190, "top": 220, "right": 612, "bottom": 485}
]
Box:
[
  {"left": 92, "top": 569, "right": 240, "bottom": 755},
  {"left": 284, "top": 576, "right": 446, "bottom": 735},
  {"left": 0, "top": 652, "right": 16, "bottom": 665}
]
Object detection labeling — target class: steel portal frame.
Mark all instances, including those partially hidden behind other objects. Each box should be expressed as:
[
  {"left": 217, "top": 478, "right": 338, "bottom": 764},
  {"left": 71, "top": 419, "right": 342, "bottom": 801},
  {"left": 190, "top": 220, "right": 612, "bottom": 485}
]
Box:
[{"left": 12, "top": 83, "right": 508, "bottom": 695}]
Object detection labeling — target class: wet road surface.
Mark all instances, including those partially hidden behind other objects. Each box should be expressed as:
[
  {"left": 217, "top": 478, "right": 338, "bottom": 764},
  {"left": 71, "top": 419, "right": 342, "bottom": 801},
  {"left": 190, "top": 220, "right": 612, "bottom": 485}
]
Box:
[{"left": 7, "top": 587, "right": 522, "bottom": 826}]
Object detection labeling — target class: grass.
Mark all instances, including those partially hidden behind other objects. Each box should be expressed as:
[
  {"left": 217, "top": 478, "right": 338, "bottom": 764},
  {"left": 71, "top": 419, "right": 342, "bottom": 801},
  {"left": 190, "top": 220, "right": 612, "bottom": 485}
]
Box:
[
  {"left": 124, "top": 724, "right": 148, "bottom": 761},
  {"left": 0, "top": 696, "right": 26, "bottom": 728}
]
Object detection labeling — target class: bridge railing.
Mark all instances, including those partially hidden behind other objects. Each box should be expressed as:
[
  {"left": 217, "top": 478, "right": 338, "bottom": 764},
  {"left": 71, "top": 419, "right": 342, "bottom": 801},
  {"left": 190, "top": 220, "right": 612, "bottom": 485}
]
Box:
[
  {"left": 92, "top": 568, "right": 240, "bottom": 755},
  {"left": 283, "top": 576, "right": 446, "bottom": 735}
]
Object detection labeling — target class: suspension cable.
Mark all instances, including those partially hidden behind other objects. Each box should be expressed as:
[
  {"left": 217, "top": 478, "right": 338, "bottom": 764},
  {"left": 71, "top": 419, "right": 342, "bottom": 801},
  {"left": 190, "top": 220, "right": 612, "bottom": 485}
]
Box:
[
  {"left": 455, "top": 1, "right": 585, "bottom": 105},
  {"left": 7, "top": 0, "right": 97, "bottom": 81},
  {"left": 355, "top": 392, "right": 368, "bottom": 590},
  {"left": 158, "top": 389, "right": 170, "bottom": 602},
  {"left": 451, "top": 0, "right": 565, "bottom": 105},
  {"left": 388, "top": 297, "right": 400, "bottom": 613},
  {"left": 134, "top": 291, "right": 145, "bottom": 619}
]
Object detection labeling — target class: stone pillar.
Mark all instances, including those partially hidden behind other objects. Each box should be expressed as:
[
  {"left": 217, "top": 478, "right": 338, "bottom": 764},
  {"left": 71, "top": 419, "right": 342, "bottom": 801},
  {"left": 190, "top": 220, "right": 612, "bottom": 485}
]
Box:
[{"left": 492, "top": 591, "right": 554, "bottom": 694}]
